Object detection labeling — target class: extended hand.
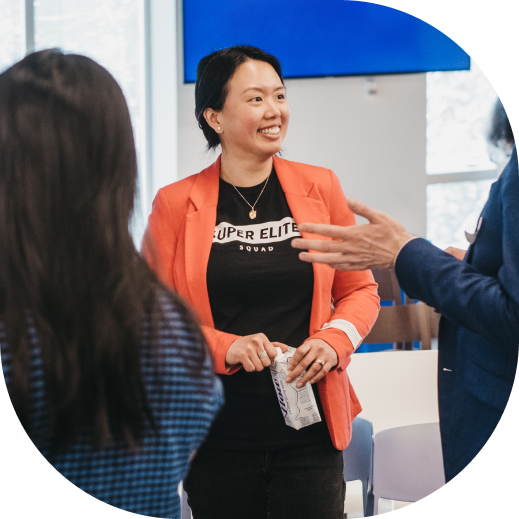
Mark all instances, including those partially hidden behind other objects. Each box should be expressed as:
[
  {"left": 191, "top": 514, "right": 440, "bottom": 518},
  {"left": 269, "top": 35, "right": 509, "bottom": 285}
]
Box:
[
  {"left": 226, "top": 333, "right": 288, "bottom": 372},
  {"left": 291, "top": 199, "right": 414, "bottom": 271},
  {"left": 285, "top": 339, "right": 337, "bottom": 387}
]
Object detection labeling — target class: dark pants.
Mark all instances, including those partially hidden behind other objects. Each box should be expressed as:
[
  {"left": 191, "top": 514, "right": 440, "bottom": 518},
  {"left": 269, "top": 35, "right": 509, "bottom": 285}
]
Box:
[{"left": 183, "top": 439, "right": 346, "bottom": 519}]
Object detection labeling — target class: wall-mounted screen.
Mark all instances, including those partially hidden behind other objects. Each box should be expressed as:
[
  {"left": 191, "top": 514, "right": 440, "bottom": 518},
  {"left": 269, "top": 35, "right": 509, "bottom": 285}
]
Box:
[{"left": 183, "top": 0, "right": 470, "bottom": 83}]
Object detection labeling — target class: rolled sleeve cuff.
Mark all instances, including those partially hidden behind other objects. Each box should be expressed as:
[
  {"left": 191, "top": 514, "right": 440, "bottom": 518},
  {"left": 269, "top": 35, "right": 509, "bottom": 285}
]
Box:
[{"left": 393, "top": 236, "right": 421, "bottom": 267}]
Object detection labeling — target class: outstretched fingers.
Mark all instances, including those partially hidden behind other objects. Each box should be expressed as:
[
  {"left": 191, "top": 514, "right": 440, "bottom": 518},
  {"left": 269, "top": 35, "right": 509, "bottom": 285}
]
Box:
[
  {"left": 347, "top": 198, "right": 385, "bottom": 223},
  {"left": 298, "top": 251, "right": 349, "bottom": 265},
  {"left": 292, "top": 238, "right": 349, "bottom": 253},
  {"left": 296, "top": 222, "right": 351, "bottom": 239}
]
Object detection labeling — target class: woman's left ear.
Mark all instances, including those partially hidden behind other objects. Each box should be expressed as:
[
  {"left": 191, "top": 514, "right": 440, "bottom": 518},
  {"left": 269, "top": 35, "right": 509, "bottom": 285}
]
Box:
[{"left": 204, "top": 108, "right": 222, "bottom": 133}]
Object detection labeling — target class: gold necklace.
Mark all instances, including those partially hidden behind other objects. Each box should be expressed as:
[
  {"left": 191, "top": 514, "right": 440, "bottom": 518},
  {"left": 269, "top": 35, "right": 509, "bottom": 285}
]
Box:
[{"left": 225, "top": 171, "right": 271, "bottom": 219}]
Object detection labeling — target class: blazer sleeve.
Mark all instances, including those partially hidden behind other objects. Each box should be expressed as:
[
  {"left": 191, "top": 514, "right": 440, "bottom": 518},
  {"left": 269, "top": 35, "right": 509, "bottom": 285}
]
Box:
[
  {"left": 309, "top": 171, "right": 381, "bottom": 371},
  {"left": 396, "top": 239, "right": 519, "bottom": 347},
  {"left": 395, "top": 155, "right": 519, "bottom": 348},
  {"left": 200, "top": 325, "right": 241, "bottom": 374},
  {"left": 141, "top": 188, "right": 177, "bottom": 288},
  {"left": 141, "top": 188, "right": 241, "bottom": 374}
]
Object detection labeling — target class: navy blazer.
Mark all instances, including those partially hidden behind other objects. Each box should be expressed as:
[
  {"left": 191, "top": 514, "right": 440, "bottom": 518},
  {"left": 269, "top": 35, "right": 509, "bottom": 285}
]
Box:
[{"left": 395, "top": 147, "right": 519, "bottom": 482}]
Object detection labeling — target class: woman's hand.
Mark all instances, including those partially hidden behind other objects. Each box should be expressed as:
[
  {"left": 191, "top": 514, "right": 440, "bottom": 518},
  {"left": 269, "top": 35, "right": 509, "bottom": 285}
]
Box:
[
  {"left": 285, "top": 339, "right": 337, "bottom": 387},
  {"left": 225, "top": 334, "right": 288, "bottom": 372}
]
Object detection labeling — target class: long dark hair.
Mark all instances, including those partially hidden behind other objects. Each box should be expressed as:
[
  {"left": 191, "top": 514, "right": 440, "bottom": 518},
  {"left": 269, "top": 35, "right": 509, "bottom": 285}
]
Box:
[
  {"left": 0, "top": 49, "right": 207, "bottom": 452},
  {"left": 195, "top": 45, "right": 284, "bottom": 149}
]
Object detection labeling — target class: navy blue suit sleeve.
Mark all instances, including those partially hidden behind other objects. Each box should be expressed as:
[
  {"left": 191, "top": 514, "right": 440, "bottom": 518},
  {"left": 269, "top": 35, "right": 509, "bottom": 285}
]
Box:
[
  {"left": 395, "top": 154, "right": 519, "bottom": 348},
  {"left": 395, "top": 239, "right": 519, "bottom": 345}
]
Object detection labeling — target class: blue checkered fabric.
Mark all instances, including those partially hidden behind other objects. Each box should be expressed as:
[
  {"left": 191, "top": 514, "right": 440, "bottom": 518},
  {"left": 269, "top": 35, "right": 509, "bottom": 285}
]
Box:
[{"left": 1, "top": 296, "right": 223, "bottom": 518}]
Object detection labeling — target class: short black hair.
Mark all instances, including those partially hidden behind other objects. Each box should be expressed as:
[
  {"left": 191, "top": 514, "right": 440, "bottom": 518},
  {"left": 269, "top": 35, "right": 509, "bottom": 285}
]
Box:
[
  {"left": 194, "top": 45, "right": 284, "bottom": 150},
  {"left": 488, "top": 97, "right": 514, "bottom": 147}
]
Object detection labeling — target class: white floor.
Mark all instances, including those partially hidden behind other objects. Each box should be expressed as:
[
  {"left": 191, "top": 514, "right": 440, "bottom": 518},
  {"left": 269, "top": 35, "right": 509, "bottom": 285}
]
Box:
[{"left": 344, "top": 480, "right": 412, "bottom": 517}]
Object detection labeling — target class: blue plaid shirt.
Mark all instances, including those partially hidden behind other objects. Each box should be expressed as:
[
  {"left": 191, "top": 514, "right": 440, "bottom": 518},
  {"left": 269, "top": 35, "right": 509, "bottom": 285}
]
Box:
[{"left": 1, "top": 298, "right": 223, "bottom": 518}]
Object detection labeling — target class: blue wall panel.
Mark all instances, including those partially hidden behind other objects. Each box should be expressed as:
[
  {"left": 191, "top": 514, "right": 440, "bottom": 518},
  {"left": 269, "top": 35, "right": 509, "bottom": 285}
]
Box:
[{"left": 183, "top": 0, "right": 469, "bottom": 82}]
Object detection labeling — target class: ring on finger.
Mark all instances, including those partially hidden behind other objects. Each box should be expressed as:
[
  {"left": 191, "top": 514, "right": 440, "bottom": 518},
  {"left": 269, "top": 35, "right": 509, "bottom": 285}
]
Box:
[
  {"left": 313, "top": 358, "right": 325, "bottom": 368},
  {"left": 258, "top": 350, "right": 268, "bottom": 359}
]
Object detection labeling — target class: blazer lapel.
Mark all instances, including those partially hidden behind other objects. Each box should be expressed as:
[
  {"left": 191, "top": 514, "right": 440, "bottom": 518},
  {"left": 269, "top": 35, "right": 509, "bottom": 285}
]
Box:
[
  {"left": 183, "top": 157, "right": 221, "bottom": 327},
  {"left": 274, "top": 157, "right": 335, "bottom": 334},
  {"left": 182, "top": 156, "right": 335, "bottom": 331},
  {"left": 273, "top": 156, "right": 329, "bottom": 223}
]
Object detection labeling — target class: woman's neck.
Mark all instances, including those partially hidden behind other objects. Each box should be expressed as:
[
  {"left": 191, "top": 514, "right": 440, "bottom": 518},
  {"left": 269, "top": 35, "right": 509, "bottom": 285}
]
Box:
[{"left": 220, "top": 153, "right": 273, "bottom": 187}]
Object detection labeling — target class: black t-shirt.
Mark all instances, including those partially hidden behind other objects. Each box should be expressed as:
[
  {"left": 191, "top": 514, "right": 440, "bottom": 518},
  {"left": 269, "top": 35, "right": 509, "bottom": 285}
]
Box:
[{"left": 204, "top": 169, "right": 329, "bottom": 450}]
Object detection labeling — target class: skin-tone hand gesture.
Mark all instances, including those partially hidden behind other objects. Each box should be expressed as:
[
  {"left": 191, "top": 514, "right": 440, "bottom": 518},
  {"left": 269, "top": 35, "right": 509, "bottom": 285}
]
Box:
[
  {"left": 444, "top": 246, "right": 467, "bottom": 261},
  {"left": 291, "top": 199, "right": 414, "bottom": 271},
  {"left": 285, "top": 339, "right": 338, "bottom": 387},
  {"left": 225, "top": 333, "right": 288, "bottom": 372}
]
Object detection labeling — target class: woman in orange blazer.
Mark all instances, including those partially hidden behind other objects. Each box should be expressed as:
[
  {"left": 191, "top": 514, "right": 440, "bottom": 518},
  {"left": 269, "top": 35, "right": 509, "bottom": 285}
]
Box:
[{"left": 142, "top": 46, "right": 379, "bottom": 519}]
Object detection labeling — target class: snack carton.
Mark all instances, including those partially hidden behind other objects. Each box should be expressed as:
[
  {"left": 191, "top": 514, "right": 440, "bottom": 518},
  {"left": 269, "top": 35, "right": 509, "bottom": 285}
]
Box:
[{"left": 269, "top": 346, "right": 322, "bottom": 430}]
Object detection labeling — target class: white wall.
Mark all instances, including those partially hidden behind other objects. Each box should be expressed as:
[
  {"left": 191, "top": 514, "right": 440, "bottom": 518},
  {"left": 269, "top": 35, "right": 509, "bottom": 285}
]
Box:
[
  {"left": 177, "top": 73, "right": 427, "bottom": 236},
  {"left": 348, "top": 350, "right": 439, "bottom": 433}
]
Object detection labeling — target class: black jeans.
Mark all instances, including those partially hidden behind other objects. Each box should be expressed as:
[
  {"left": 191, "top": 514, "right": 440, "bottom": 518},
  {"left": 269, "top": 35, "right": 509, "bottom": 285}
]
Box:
[{"left": 183, "top": 439, "right": 346, "bottom": 519}]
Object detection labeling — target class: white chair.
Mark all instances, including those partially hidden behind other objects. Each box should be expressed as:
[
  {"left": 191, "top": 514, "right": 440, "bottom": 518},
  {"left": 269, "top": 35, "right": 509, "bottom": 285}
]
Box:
[
  {"left": 372, "top": 422, "right": 445, "bottom": 514},
  {"left": 347, "top": 350, "right": 439, "bottom": 434},
  {"left": 181, "top": 487, "right": 191, "bottom": 519}
]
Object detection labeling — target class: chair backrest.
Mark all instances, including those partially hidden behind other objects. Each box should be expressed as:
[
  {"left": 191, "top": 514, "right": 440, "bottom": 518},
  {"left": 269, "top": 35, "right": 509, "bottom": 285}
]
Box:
[
  {"left": 347, "top": 351, "right": 439, "bottom": 434},
  {"left": 370, "top": 269, "right": 440, "bottom": 350},
  {"left": 363, "top": 302, "right": 439, "bottom": 350},
  {"left": 343, "top": 416, "right": 374, "bottom": 516},
  {"left": 372, "top": 269, "right": 404, "bottom": 304},
  {"left": 372, "top": 422, "right": 445, "bottom": 512}
]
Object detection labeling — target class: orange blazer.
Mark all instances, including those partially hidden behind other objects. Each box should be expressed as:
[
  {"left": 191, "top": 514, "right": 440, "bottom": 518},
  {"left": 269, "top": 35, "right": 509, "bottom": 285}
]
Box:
[{"left": 142, "top": 155, "right": 380, "bottom": 450}]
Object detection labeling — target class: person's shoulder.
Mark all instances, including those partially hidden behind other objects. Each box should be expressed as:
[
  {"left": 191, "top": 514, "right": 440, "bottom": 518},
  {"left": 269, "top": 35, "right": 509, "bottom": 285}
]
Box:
[
  {"left": 143, "top": 292, "right": 201, "bottom": 363},
  {"left": 148, "top": 291, "right": 222, "bottom": 396},
  {"left": 158, "top": 173, "right": 199, "bottom": 203},
  {"left": 274, "top": 157, "right": 337, "bottom": 194},
  {"left": 275, "top": 156, "right": 332, "bottom": 177},
  {"left": 153, "top": 171, "right": 204, "bottom": 220},
  {"left": 156, "top": 159, "right": 219, "bottom": 212}
]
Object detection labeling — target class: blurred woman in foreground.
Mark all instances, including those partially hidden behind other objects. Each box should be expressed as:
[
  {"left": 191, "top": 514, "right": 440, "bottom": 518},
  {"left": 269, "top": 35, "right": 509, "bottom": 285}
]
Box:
[{"left": 0, "top": 49, "right": 222, "bottom": 518}]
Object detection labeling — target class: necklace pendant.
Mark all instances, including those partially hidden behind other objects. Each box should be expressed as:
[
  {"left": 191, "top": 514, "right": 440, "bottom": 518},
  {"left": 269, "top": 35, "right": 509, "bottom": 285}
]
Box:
[{"left": 249, "top": 209, "right": 257, "bottom": 219}]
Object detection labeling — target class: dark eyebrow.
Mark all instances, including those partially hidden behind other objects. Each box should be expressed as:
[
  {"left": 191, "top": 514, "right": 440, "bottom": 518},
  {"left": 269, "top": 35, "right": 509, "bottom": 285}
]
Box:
[{"left": 242, "top": 85, "right": 285, "bottom": 94}]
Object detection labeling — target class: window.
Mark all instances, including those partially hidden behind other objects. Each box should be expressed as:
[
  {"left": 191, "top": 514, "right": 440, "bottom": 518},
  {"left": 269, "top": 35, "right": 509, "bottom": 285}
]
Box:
[
  {"left": 0, "top": 0, "right": 149, "bottom": 241},
  {"left": 425, "top": 62, "right": 500, "bottom": 250},
  {"left": 426, "top": 61, "right": 499, "bottom": 175},
  {"left": 0, "top": 0, "right": 24, "bottom": 72},
  {"left": 35, "top": 0, "right": 148, "bottom": 238},
  {"left": 426, "top": 178, "right": 494, "bottom": 249}
]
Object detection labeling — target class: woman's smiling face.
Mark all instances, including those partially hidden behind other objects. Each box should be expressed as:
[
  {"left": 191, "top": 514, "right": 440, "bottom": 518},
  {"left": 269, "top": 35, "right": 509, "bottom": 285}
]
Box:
[{"left": 214, "top": 59, "right": 289, "bottom": 161}]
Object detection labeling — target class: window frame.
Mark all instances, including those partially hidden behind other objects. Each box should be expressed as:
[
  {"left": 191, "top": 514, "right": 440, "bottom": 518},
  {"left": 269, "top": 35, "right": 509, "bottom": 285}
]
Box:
[{"left": 18, "top": 0, "right": 179, "bottom": 232}]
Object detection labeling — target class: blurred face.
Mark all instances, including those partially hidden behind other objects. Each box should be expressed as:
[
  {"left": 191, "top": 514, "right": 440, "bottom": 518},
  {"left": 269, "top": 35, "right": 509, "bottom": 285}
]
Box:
[{"left": 211, "top": 59, "right": 289, "bottom": 161}]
